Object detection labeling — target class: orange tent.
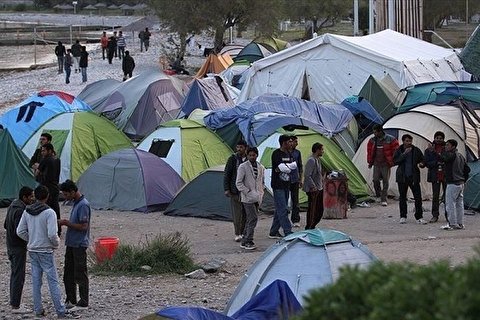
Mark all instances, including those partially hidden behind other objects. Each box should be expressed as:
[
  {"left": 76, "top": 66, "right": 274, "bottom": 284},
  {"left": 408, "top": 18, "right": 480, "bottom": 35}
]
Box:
[{"left": 195, "top": 53, "right": 233, "bottom": 78}]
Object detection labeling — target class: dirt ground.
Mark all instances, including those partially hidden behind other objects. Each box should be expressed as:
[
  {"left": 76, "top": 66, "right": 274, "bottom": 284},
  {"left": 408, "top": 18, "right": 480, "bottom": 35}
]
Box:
[{"left": 1, "top": 199, "right": 479, "bottom": 319}]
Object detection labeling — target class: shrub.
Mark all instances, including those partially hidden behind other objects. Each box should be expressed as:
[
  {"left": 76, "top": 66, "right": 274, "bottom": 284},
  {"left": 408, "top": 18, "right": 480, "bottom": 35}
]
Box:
[
  {"left": 297, "top": 248, "right": 480, "bottom": 320},
  {"left": 90, "top": 232, "right": 196, "bottom": 275}
]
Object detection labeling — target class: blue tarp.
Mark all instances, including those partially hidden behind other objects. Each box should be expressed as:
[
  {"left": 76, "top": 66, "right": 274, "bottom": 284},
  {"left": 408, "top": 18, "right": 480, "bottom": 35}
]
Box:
[
  {"left": 204, "top": 94, "right": 353, "bottom": 146},
  {"left": 0, "top": 91, "right": 91, "bottom": 147},
  {"left": 341, "top": 96, "right": 384, "bottom": 124},
  {"left": 157, "top": 279, "right": 302, "bottom": 320}
]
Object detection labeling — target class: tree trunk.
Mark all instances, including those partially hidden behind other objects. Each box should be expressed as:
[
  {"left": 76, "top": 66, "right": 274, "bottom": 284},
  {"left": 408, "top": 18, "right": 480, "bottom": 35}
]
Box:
[
  {"left": 213, "top": 26, "right": 226, "bottom": 52},
  {"left": 179, "top": 32, "right": 186, "bottom": 58}
]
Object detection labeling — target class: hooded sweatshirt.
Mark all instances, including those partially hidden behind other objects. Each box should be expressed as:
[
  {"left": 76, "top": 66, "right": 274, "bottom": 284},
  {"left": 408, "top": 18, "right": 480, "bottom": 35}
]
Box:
[
  {"left": 4, "top": 199, "right": 28, "bottom": 249},
  {"left": 16, "top": 201, "right": 59, "bottom": 253}
]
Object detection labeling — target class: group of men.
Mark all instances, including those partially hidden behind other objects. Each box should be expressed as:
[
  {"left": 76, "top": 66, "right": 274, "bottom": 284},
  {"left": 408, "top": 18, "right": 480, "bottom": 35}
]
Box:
[
  {"left": 54, "top": 40, "right": 89, "bottom": 84},
  {"left": 224, "top": 135, "right": 325, "bottom": 250},
  {"left": 4, "top": 133, "right": 92, "bottom": 318},
  {"left": 100, "top": 30, "right": 136, "bottom": 81},
  {"left": 367, "top": 125, "right": 468, "bottom": 229}
]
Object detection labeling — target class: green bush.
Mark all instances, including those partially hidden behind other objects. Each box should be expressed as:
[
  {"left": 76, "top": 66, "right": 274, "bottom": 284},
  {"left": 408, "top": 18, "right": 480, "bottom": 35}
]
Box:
[
  {"left": 90, "top": 232, "right": 196, "bottom": 275},
  {"left": 298, "top": 248, "right": 480, "bottom": 320},
  {"left": 13, "top": 4, "right": 27, "bottom": 11}
]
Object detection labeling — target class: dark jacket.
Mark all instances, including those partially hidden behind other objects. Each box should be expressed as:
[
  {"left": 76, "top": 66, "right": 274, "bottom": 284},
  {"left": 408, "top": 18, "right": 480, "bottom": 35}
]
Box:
[
  {"left": 393, "top": 144, "right": 424, "bottom": 183},
  {"left": 424, "top": 141, "right": 445, "bottom": 183},
  {"left": 79, "top": 51, "right": 89, "bottom": 68},
  {"left": 29, "top": 148, "right": 42, "bottom": 168},
  {"left": 224, "top": 154, "right": 244, "bottom": 194},
  {"left": 442, "top": 149, "right": 466, "bottom": 184},
  {"left": 37, "top": 155, "right": 60, "bottom": 191},
  {"left": 71, "top": 43, "right": 82, "bottom": 57},
  {"left": 122, "top": 54, "right": 135, "bottom": 73},
  {"left": 55, "top": 44, "right": 66, "bottom": 57},
  {"left": 4, "top": 199, "right": 28, "bottom": 249}
]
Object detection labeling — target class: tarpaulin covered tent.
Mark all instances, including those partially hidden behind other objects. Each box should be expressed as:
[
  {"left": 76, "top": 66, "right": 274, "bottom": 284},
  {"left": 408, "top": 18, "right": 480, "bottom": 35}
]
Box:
[
  {"left": 225, "top": 229, "right": 376, "bottom": 316},
  {"left": 0, "top": 128, "right": 36, "bottom": 205},
  {"left": 164, "top": 165, "right": 273, "bottom": 221},
  {"left": 195, "top": 53, "right": 234, "bottom": 78},
  {"left": 22, "top": 112, "right": 132, "bottom": 182},
  {"left": 239, "top": 29, "right": 469, "bottom": 104},
  {"left": 78, "top": 70, "right": 185, "bottom": 139},
  {"left": 77, "top": 149, "right": 184, "bottom": 212},
  {"left": 0, "top": 91, "right": 91, "bottom": 147},
  {"left": 465, "top": 160, "right": 480, "bottom": 210},
  {"left": 459, "top": 24, "right": 480, "bottom": 80},
  {"left": 137, "top": 119, "right": 232, "bottom": 182},
  {"left": 341, "top": 95, "right": 384, "bottom": 141},
  {"left": 358, "top": 74, "right": 404, "bottom": 119}
]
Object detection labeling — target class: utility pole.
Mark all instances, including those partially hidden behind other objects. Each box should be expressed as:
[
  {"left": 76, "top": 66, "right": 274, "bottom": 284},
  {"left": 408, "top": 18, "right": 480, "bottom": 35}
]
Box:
[{"left": 354, "top": 0, "right": 359, "bottom": 36}]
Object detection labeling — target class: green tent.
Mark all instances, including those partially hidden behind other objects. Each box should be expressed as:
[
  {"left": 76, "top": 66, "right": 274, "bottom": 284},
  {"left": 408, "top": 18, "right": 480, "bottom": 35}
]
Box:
[
  {"left": 459, "top": 25, "right": 480, "bottom": 79},
  {"left": 0, "top": 128, "right": 36, "bottom": 202},
  {"left": 464, "top": 161, "right": 480, "bottom": 210},
  {"left": 21, "top": 112, "right": 133, "bottom": 182},
  {"left": 358, "top": 74, "right": 404, "bottom": 120},
  {"left": 258, "top": 128, "right": 369, "bottom": 204}
]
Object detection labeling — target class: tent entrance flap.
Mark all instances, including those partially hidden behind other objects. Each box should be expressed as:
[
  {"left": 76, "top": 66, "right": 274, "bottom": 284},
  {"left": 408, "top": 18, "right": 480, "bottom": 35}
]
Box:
[
  {"left": 301, "top": 72, "right": 310, "bottom": 100},
  {"left": 44, "top": 129, "right": 69, "bottom": 156},
  {"left": 148, "top": 139, "right": 174, "bottom": 158}
]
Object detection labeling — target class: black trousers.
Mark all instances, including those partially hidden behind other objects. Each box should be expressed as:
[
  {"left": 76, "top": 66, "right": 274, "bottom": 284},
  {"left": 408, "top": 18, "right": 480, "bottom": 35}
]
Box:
[
  {"left": 8, "top": 246, "right": 27, "bottom": 308},
  {"left": 305, "top": 190, "right": 324, "bottom": 230},
  {"left": 398, "top": 177, "right": 423, "bottom": 219},
  {"left": 64, "top": 246, "right": 89, "bottom": 306},
  {"left": 289, "top": 182, "right": 300, "bottom": 223}
]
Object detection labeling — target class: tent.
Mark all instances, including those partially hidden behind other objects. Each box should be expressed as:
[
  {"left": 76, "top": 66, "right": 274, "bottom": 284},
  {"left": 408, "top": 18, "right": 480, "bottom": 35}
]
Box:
[
  {"left": 238, "top": 29, "right": 468, "bottom": 104},
  {"left": 78, "top": 70, "right": 185, "bottom": 139},
  {"left": 225, "top": 229, "right": 377, "bottom": 316},
  {"left": 195, "top": 53, "right": 234, "bottom": 78},
  {"left": 358, "top": 74, "right": 404, "bottom": 119},
  {"left": 219, "top": 44, "right": 245, "bottom": 59},
  {"left": 465, "top": 161, "right": 480, "bottom": 210},
  {"left": 233, "top": 42, "right": 273, "bottom": 63},
  {"left": 137, "top": 119, "right": 233, "bottom": 182},
  {"left": 178, "top": 76, "right": 237, "bottom": 118},
  {"left": 164, "top": 165, "right": 273, "bottom": 221},
  {"left": 157, "top": 280, "right": 302, "bottom": 320},
  {"left": 459, "top": 24, "right": 480, "bottom": 80},
  {"left": 0, "top": 128, "right": 36, "bottom": 204},
  {"left": 257, "top": 129, "right": 369, "bottom": 200},
  {"left": 254, "top": 36, "right": 290, "bottom": 52},
  {"left": 0, "top": 91, "right": 91, "bottom": 147},
  {"left": 220, "top": 60, "right": 251, "bottom": 90},
  {"left": 77, "top": 149, "right": 184, "bottom": 212},
  {"left": 76, "top": 79, "right": 122, "bottom": 110},
  {"left": 22, "top": 112, "right": 132, "bottom": 182},
  {"left": 341, "top": 95, "right": 384, "bottom": 141}
]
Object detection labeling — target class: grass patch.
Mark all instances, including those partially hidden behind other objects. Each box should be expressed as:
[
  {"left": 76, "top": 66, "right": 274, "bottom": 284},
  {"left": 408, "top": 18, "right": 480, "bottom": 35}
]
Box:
[{"left": 90, "top": 232, "right": 196, "bottom": 276}]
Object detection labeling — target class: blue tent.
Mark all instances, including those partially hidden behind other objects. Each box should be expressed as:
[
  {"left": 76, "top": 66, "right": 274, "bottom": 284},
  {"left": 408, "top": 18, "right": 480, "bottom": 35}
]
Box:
[
  {"left": 204, "top": 94, "right": 354, "bottom": 146},
  {"left": 341, "top": 95, "right": 384, "bottom": 140},
  {"left": 157, "top": 280, "right": 302, "bottom": 320},
  {"left": 0, "top": 91, "right": 91, "bottom": 147},
  {"left": 464, "top": 160, "right": 480, "bottom": 210}
]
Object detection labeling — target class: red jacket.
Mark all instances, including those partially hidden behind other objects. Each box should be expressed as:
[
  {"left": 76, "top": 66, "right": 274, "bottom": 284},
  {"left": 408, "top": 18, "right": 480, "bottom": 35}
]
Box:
[
  {"left": 367, "top": 133, "right": 399, "bottom": 167},
  {"left": 101, "top": 35, "right": 108, "bottom": 48}
]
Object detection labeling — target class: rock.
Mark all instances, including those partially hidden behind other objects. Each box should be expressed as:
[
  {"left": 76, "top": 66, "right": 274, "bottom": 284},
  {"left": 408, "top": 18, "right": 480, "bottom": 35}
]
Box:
[
  {"left": 140, "top": 265, "right": 152, "bottom": 271},
  {"left": 201, "top": 257, "right": 227, "bottom": 273},
  {"left": 185, "top": 269, "right": 207, "bottom": 279}
]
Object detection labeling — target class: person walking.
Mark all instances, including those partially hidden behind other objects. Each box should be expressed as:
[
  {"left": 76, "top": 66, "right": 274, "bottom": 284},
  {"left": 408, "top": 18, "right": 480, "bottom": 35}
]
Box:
[
  {"left": 70, "top": 40, "right": 82, "bottom": 73},
  {"left": 16, "top": 186, "right": 70, "bottom": 318},
  {"left": 4, "top": 186, "right": 35, "bottom": 314},
  {"left": 224, "top": 140, "right": 247, "bottom": 242},
  {"left": 235, "top": 147, "right": 265, "bottom": 250},
  {"left": 303, "top": 142, "right": 324, "bottom": 230},
  {"left": 112, "top": 31, "right": 118, "bottom": 58},
  {"left": 59, "top": 180, "right": 91, "bottom": 311},
  {"left": 288, "top": 136, "right": 303, "bottom": 227},
  {"left": 441, "top": 139, "right": 469, "bottom": 230},
  {"left": 269, "top": 135, "right": 296, "bottom": 239},
  {"left": 393, "top": 134, "right": 427, "bottom": 224},
  {"left": 64, "top": 49, "right": 73, "bottom": 84},
  {"left": 424, "top": 131, "right": 446, "bottom": 223},
  {"left": 107, "top": 36, "right": 116, "bottom": 64},
  {"left": 141, "top": 27, "right": 151, "bottom": 52},
  {"left": 54, "top": 41, "right": 66, "bottom": 74},
  {"left": 117, "top": 31, "right": 126, "bottom": 59},
  {"left": 79, "top": 46, "right": 88, "bottom": 83},
  {"left": 122, "top": 50, "right": 135, "bottom": 81},
  {"left": 367, "top": 124, "right": 399, "bottom": 206},
  {"left": 100, "top": 31, "right": 108, "bottom": 60}
]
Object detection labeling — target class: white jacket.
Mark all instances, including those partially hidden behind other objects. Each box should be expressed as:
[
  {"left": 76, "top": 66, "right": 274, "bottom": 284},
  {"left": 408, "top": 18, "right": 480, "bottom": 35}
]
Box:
[{"left": 236, "top": 160, "right": 265, "bottom": 204}]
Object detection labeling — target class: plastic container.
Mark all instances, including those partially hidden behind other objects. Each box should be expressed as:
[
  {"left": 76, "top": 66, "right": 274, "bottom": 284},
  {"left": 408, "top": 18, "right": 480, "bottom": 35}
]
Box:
[{"left": 95, "top": 237, "right": 119, "bottom": 263}]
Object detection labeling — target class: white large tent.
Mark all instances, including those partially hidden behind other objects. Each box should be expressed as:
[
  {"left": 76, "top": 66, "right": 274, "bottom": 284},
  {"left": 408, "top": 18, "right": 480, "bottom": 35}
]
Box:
[{"left": 239, "top": 29, "right": 469, "bottom": 103}]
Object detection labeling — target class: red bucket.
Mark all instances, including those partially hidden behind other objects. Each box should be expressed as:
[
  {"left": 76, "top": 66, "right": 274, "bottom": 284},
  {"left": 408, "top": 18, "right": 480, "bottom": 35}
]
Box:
[{"left": 95, "top": 237, "right": 119, "bottom": 263}]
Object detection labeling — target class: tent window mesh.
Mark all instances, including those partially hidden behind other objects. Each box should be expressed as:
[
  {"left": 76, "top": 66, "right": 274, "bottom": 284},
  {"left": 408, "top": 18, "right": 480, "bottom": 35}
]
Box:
[{"left": 148, "top": 139, "right": 174, "bottom": 158}]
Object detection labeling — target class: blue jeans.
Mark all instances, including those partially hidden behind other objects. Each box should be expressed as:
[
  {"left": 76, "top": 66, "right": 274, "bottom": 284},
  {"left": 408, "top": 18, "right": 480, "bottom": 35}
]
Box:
[
  {"left": 29, "top": 252, "right": 65, "bottom": 316},
  {"left": 65, "top": 65, "right": 71, "bottom": 84},
  {"left": 270, "top": 188, "right": 292, "bottom": 236},
  {"left": 57, "top": 56, "right": 64, "bottom": 73},
  {"left": 81, "top": 67, "right": 87, "bottom": 82}
]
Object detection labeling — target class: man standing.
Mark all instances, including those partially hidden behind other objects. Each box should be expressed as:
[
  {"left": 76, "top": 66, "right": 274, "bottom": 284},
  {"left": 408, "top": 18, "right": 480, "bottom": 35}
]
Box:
[
  {"left": 29, "top": 132, "right": 52, "bottom": 175},
  {"left": 393, "top": 134, "right": 427, "bottom": 224},
  {"left": 54, "top": 41, "right": 66, "bottom": 74},
  {"left": 59, "top": 180, "right": 91, "bottom": 311},
  {"left": 36, "top": 143, "right": 61, "bottom": 232},
  {"left": 367, "top": 124, "right": 399, "bottom": 206},
  {"left": 4, "top": 186, "right": 35, "bottom": 314},
  {"left": 79, "top": 46, "right": 89, "bottom": 83},
  {"left": 288, "top": 136, "right": 303, "bottom": 227},
  {"left": 303, "top": 143, "right": 324, "bottom": 230},
  {"left": 224, "top": 140, "right": 247, "bottom": 242},
  {"left": 70, "top": 40, "right": 82, "bottom": 73},
  {"left": 122, "top": 50, "right": 135, "bottom": 81},
  {"left": 143, "top": 27, "right": 151, "bottom": 52},
  {"left": 112, "top": 31, "right": 118, "bottom": 58},
  {"left": 16, "top": 186, "right": 67, "bottom": 318},
  {"left": 424, "top": 131, "right": 446, "bottom": 223},
  {"left": 100, "top": 31, "right": 108, "bottom": 60},
  {"left": 236, "top": 147, "right": 265, "bottom": 250},
  {"left": 107, "top": 36, "right": 116, "bottom": 64},
  {"left": 442, "top": 139, "right": 469, "bottom": 230},
  {"left": 117, "top": 31, "right": 126, "bottom": 59},
  {"left": 64, "top": 49, "right": 73, "bottom": 84},
  {"left": 269, "top": 135, "right": 296, "bottom": 239}
]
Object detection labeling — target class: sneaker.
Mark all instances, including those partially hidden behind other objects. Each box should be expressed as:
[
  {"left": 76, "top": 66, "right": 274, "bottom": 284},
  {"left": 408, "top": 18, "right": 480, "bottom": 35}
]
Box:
[
  {"left": 65, "top": 302, "right": 76, "bottom": 310},
  {"left": 292, "top": 223, "right": 300, "bottom": 228},
  {"left": 358, "top": 201, "right": 370, "bottom": 208},
  {"left": 241, "top": 242, "right": 257, "bottom": 250},
  {"left": 416, "top": 218, "right": 428, "bottom": 225},
  {"left": 12, "top": 305, "right": 31, "bottom": 314},
  {"left": 268, "top": 232, "right": 283, "bottom": 239},
  {"left": 234, "top": 235, "right": 242, "bottom": 242},
  {"left": 58, "top": 310, "right": 81, "bottom": 319},
  {"left": 399, "top": 217, "right": 407, "bottom": 224},
  {"left": 35, "top": 310, "right": 46, "bottom": 318},
  {"left": 429, "top": 216, "right": 439, "bottom": 223},
  {"left": 381, "top": 201, "right": 388, "bottom": 206},
  {"left": 441, "top": 224, "right": 453, "bottom": 230},
  {"left": 452, "top": 224, "right": 465, "bottom": 230},
  {"left": 69, "top": 304, "right": 88, "bottom": 312}
]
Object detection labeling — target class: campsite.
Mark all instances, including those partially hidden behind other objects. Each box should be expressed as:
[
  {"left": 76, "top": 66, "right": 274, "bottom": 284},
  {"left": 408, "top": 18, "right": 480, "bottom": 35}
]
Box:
[{"left": 1, "top": 2, "right": 480, "bottom": 319}]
